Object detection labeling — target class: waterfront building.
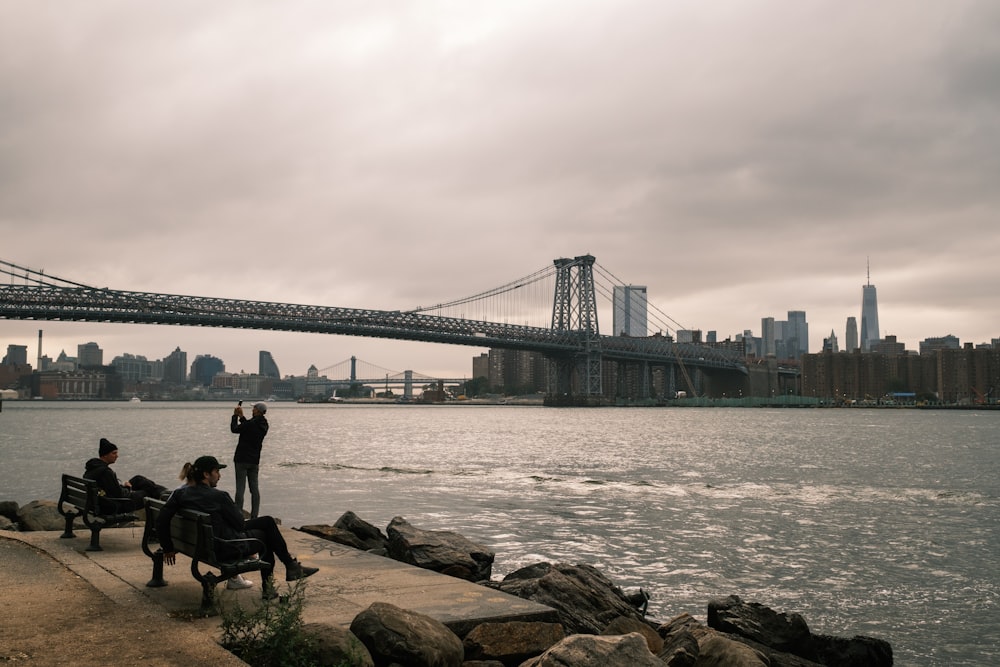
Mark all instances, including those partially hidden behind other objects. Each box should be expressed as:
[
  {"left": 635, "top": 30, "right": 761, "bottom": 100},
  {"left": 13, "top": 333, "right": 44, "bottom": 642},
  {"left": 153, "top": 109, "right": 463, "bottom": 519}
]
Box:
[
  {"left": 801, "top": 341, "right": 998, "bottom": 404},
  {"left": 845, "top": 317, "right": 859, "bottom": 352},
  {"left": 487, "top": 348, "right": 547, "bottom": 394},
  {"left": 110, "top": 353, "right": 157, "bottom": 382},
  {"left": 32, "top": 368, "right": 122, "bottom": 400},
  {"left": 612, "top": 285, "right": 647, "bottom": 337}
]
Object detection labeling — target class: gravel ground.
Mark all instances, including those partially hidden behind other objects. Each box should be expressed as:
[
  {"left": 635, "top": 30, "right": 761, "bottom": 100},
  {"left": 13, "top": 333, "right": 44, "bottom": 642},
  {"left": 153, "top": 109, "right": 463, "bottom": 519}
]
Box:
[{"left": 0, "top": 537, "right": 247, "bottom": 666}]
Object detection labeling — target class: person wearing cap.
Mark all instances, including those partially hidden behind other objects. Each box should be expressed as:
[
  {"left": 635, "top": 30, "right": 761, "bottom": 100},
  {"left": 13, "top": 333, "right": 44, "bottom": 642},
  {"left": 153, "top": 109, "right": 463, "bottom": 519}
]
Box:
[
  {"left": 230, "top": 401, "right": 269, "bottom": 519},
  {"left": 83, "top": 438, "right": 167, "bottom": 512},
  {"left": 156, "top": 454, "right": 318, "bottom": 600}
]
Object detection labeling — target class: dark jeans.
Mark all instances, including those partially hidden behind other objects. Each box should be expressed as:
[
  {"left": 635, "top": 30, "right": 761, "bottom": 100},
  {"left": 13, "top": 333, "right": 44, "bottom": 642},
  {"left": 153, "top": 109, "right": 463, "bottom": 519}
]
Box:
[
  {"left": 101, "top": 475, "right": 166, "bottom": 512},
  {"left": 233, "top": 462, "right": 260, "bottom": 518},
  {"left": 244, "top": 516, "right": 292, "bottom": 579}
]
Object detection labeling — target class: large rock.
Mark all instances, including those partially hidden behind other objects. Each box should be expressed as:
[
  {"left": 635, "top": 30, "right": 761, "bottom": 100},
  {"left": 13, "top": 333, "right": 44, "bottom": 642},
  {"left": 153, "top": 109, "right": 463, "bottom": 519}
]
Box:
[
  {"left": 487, "top": 562, "right": 645, "bottom": 635},
  {"left": 386, "top": 516, "right": 494, "bottom": 582},
  {"left": 520, "top": 632, "right": 663, "bottom": 667},
  {"left": 0, "top": 500, "right": 19, "bottom": 522},
  {"left": 300, "top": 622, "right": 374, "bottom": 667},
  {"left": 812, "top": 632, "right": 893, "bottom": 667},
  {"left": 299, "top": 511, "right": 390, "bottom": 552},
  {"left": 349, "top": 601, "right": 463, "bottom": 667},
  {"left": 601, "top": 615, "right": 663, "bottom": 654},
  {"left": 656, "top": 613, "right": 701, "bottom": 667},
  {"left": 462, "top": 621, "right": 564, "bottom": 666},
  {"left": 0, "top": 515, "right": 15, "bottom": 531},
  {"left": 697, "top": 634, "right": 770, "bottom": 666},
  {"left": 707, "top": 596, "right": 892, "bottom": 667},
  {"left": 708, "top": 595, "right": 815, "bottom": 658},
  {"left": 336, "top": 511, "right": 389, "bottom": 550},
  {"left": 17, "top": 500, "right": 69, "bottom": 531}
]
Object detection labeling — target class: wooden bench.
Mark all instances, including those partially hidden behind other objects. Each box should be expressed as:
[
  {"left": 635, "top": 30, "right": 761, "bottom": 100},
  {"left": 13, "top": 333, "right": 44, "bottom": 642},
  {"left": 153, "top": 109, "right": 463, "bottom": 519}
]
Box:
[
  {"left": 142, "top": 498, "right": 270, "bottom": 612},
  {"left": 57, "top": 474, "right": 139, "bottom": 551}
]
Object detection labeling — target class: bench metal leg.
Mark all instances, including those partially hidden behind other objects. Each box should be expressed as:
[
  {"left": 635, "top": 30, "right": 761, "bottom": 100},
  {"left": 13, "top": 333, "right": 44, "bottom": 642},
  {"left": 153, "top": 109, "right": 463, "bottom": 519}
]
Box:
[
  {"left": 200, "top": 578, "right": 217, "bottom": 614},
  {"left": 86, "top": 527, "right": 103, "bottom": 551},
  {"left": 146, "top": 550, "right": 167, "bottom": 588},
  {"left": 60, "top": 513, "right": 77, "bottom": 539}
]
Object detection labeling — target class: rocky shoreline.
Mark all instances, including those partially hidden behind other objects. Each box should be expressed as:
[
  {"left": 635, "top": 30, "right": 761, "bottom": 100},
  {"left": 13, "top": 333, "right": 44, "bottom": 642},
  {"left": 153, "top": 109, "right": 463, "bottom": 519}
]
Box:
[{"left": 3, "top": 500, "right": 893, "bottom": 666}]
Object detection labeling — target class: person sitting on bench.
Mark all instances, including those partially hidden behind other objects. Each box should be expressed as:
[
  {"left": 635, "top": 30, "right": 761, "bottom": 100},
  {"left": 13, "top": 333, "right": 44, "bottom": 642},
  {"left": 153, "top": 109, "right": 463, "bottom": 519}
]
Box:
[
  {"left": 156, "top": 455, "right": 318, "bottom": 600},
  {"left": 84, "top": 438, "right": 168, "bottom": 512}
]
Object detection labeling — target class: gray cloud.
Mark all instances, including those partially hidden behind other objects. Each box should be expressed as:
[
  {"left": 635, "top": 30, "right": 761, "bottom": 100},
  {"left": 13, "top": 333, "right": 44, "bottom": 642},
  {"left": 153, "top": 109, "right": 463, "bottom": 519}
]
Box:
[{"left": 2, "top": 1, "right": 998, "bottom": 376}]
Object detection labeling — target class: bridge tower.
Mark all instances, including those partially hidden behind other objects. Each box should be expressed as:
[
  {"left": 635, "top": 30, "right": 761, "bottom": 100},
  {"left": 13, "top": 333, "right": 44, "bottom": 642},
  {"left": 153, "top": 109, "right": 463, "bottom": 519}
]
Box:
[{"left": 549, "top": 254, "right": 602, "bottom": 400}]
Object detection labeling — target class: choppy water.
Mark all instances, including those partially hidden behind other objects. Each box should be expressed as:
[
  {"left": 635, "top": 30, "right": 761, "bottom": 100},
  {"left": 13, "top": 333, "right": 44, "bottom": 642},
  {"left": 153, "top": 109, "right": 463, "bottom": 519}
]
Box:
[{"left": 1, "top": 401, "right": 997, "bottom": 665}]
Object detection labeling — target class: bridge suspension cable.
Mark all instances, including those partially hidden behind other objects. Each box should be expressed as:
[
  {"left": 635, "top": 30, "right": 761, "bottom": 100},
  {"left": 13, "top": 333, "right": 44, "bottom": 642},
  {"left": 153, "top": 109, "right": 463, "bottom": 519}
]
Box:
[
  {"left": 1, "top": 259, "right": 91, "bottom": 289},
  {"left": 406, "top": 265, "right": 555, "bottom": 314},
  {"left": 592, "top": 263, "right": 689, "bottom": 336}
]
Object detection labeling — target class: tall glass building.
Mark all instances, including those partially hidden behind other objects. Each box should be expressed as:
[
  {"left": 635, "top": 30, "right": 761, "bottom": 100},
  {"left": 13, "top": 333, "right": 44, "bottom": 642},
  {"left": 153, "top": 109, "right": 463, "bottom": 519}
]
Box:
[
  {"left": 860, "top": 274, "right": 880, "bottom": 352},
  {"left": 845, "top": 316, "right": 859, "bottom": 352},
  {"left": 787, "top": 310, "right": 809, "bottom": 359},
  {"left": 613, "top": 285, "right": 647, "bottom": 337}
]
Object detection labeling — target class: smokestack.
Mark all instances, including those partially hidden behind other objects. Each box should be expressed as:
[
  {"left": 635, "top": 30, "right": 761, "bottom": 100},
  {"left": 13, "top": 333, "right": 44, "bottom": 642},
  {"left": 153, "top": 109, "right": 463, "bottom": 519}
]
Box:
[{"left": 37, "top": 329, "right": 42, "bottom": 371}]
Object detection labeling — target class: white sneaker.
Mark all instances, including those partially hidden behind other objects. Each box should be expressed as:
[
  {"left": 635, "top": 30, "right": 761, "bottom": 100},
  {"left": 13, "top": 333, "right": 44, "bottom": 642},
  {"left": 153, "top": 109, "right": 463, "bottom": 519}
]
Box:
[{"left": 226, "top": 574, "right": 254, "bottom": 590}]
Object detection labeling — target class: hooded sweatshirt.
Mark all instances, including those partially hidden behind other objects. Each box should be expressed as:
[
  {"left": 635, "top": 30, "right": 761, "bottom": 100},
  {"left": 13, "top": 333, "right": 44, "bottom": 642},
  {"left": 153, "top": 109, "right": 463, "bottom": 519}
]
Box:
[{"left": 83, "top": 457, "right": 127, "bottom": 500}]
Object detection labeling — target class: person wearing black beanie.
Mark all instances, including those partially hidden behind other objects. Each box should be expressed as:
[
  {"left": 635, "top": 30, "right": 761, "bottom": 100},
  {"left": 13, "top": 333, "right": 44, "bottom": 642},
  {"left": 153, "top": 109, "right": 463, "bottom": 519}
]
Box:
[{"left": 84, "top": 438, "right": 167, "bottom": 512}]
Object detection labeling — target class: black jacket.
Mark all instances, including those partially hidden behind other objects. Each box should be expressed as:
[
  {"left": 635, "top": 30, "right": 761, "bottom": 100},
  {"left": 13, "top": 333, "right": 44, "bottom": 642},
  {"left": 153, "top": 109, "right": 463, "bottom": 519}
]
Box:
[
  {"left": 156, "top": 484, "right": 250, "bottom": 558},
  {"left": 231, "top": 414, "right": 269, "bottom": 465}
]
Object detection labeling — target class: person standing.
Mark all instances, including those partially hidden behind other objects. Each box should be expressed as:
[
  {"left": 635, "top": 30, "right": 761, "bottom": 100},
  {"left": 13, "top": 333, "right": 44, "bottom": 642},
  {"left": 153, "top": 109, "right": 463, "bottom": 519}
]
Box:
[{"left": 231, "top": 401, "right": 269, "bottom": 518}]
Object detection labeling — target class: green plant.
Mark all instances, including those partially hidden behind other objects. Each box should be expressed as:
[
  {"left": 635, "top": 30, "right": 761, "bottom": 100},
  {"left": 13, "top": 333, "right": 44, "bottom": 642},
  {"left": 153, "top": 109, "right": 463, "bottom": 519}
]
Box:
[{"left": 219, "top": 579, "right": 318, "bottom": 667}]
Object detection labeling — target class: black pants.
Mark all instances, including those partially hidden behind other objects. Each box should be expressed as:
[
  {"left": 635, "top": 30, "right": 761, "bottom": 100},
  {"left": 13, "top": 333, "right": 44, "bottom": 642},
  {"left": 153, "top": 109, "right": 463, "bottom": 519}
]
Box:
[{"left": 245, "top": 516, "right": 292, "bottom": 578}]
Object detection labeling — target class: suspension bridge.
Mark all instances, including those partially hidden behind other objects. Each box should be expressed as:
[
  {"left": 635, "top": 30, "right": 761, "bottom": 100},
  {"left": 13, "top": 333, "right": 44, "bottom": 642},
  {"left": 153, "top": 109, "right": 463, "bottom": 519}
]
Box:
[
  {"left": 316, "top": 357, "right": 465, "bottom": 385},
  {"left": 0, "top": 256, "right": 750, "bottom": 404}
]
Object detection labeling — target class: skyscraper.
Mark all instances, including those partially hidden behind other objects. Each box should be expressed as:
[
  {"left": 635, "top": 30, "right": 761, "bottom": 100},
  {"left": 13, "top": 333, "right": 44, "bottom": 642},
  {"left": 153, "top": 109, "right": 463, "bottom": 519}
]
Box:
[
  {"left": 163, "top": 346, "right": 188, "bottom": 384},
  {"left": 761, "top": 317, "right": 776, "bottom": 356},
  {"left": 845, "top": 316, "right": 859, "bottom": 352},
  {"left": 613, "top": 285, "right": 647, "bottom": 337},
  {"left": 859, "top": 263, "right": 880, "bottom": 352},
  {"left": 787, "top": 310, "right": 809, "bottom": 359},
  {"left": 259, "top": 350, "right": 280, "bottom": 378}
]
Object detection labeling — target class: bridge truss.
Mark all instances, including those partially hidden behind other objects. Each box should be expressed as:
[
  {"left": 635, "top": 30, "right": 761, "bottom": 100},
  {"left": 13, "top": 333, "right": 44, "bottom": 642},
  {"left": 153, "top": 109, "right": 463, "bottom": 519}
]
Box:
[{"left": 0, "top": 258, "right": 747, "bottom": 401}]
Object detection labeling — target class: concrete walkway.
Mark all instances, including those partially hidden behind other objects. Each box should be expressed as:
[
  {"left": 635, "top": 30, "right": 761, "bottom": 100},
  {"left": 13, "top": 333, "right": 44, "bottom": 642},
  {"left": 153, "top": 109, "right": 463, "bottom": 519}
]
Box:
[{"left": 6, "top": 524, "right": 556, "bottom": 640}]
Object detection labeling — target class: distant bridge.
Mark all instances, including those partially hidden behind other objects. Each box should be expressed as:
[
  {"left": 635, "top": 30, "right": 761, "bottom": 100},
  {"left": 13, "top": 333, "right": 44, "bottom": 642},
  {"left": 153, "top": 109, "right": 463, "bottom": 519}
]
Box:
[
  {"left": 1, "top": 256, "right": 748, "bottom": 403},
  {"left": 318, "top": 356, "right": 466, "bottom": 396}
]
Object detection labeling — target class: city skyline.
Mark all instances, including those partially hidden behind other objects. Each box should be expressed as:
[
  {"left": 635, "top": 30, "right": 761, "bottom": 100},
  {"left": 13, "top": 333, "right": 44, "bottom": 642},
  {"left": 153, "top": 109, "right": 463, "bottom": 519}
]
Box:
[
  {"left": 3, "top": 2, "right": 998, "bottom": 377},
  {"left": 2, "top": 279, "right": 992, "bottom": 383}
]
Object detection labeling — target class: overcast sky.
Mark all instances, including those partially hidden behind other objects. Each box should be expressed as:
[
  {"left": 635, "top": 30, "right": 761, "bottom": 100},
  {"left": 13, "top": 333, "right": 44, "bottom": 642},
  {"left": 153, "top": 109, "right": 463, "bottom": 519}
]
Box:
[{"left": 2, "top": 1, "right": 998, "bottom": 379}]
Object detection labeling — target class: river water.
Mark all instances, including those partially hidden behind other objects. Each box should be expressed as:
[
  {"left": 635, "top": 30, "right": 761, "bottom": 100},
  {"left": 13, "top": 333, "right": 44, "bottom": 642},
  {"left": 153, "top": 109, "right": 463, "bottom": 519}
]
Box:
[{"left": 1, "top": 401, "right": 997, "bottom": 665}]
